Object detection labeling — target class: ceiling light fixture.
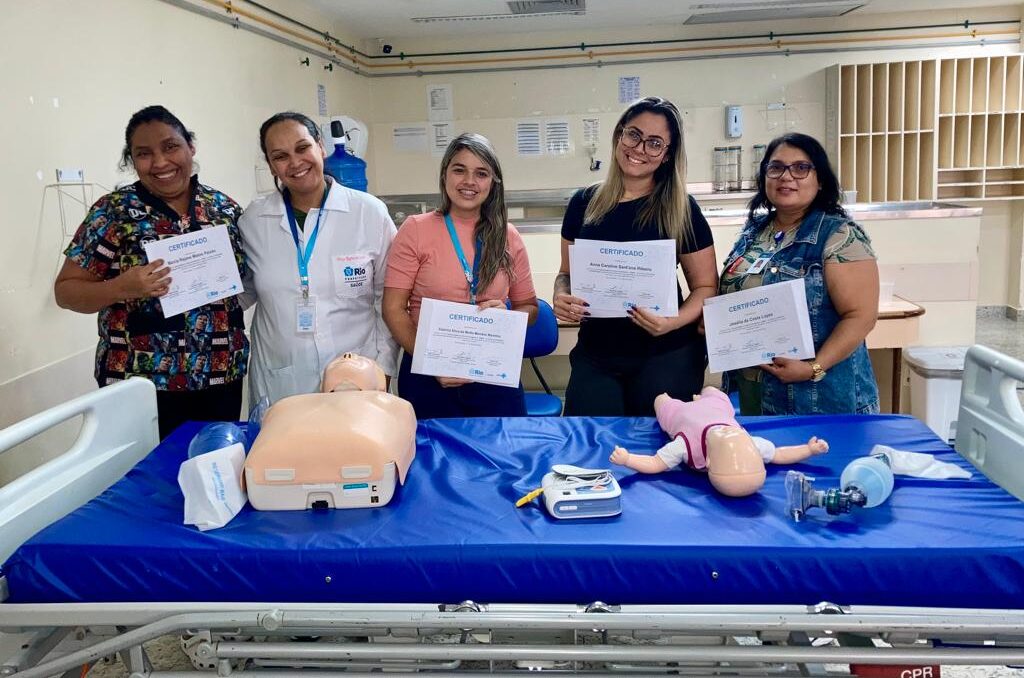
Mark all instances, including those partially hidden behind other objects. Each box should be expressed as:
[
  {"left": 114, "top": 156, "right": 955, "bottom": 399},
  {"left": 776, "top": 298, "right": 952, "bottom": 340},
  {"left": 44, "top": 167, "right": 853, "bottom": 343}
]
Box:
[
  {"left": 412, "top": 0, "right": 584, "bottom": 23},
  {"left": 685, "top": 1, "right": 864, "bottom": 24},
  {"left": 690, "top": 0, "right": 860, "bottom": 8}
]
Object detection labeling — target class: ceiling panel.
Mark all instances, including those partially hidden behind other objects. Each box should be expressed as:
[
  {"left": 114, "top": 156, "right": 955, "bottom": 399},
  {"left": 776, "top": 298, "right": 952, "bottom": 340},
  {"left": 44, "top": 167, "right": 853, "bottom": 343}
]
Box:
[{"left": 303, "top": 0, "right": 1020, "bottom": 39}]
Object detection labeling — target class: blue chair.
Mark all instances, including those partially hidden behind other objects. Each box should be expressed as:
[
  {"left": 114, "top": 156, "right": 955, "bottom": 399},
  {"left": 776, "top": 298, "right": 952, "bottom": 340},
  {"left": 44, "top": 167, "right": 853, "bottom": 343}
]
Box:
[
  {"left": 523, "top": 299, "right": 563, "bottom": 416},
  {"left": 729, "top": 389, "right": 741, "bottom": 416}
]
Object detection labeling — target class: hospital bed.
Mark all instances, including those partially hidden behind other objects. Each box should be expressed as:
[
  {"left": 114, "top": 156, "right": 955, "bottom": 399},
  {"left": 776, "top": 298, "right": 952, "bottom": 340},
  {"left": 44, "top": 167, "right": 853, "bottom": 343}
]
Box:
[{"left": 1, "top": 345, "right": 1023, "bottom": 677}]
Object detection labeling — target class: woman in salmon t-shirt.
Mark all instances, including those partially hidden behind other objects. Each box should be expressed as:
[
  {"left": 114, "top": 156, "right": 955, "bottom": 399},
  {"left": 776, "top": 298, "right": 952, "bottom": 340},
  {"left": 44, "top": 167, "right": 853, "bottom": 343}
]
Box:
[{"left": 383, "top": 133, "right": 538, "bottom": 419}]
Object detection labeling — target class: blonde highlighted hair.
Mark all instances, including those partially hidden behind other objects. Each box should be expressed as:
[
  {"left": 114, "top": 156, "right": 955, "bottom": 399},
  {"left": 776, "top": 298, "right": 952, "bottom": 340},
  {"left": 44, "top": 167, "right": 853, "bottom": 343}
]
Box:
[{"left": 584, "top": 97, "right": 694, "bottom": 250}]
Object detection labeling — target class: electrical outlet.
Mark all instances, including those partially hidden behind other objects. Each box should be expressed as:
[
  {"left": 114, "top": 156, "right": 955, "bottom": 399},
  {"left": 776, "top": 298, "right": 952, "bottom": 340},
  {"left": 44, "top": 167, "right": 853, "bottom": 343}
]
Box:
[
  {"left": 766, "top": 102, "right": 787, "bottom": 111},
  {"left": 56, "top": 168, "right": 84, "bottom": 183}
]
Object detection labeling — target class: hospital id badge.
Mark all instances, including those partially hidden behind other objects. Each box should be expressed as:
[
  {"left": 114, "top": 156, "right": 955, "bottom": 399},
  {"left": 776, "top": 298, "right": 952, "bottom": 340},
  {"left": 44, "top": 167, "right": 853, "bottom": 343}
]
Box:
[
  {"left": 746, "top": 254, "right": 773, "bottom": 276},
  {"left": 295, "top": 295, "right": 316, "bottom": 334}
]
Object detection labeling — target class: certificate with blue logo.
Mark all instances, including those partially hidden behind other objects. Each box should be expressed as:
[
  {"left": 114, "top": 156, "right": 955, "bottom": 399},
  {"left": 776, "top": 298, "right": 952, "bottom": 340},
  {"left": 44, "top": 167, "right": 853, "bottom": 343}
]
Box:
[
  {"left": 142, "top": 224, "right": 243, "bottom": 318},
  {"left": 703, "top": 279, "right": 815, "bottom": 374},
  {"left": 569, "top": 238, "right": 679, "bottom": 318},
  {"left": 411, "top": 298, "right": 529, "bottom": 387}
]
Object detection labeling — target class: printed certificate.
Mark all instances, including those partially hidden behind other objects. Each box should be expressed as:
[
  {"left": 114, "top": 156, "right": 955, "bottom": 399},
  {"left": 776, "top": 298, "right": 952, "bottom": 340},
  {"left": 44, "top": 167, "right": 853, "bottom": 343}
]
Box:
[
  {"left": 412, "top": 298, "right": 529, "bottom": 387},
  {"left": 569, "top": 238, "right": 679, "bottom": 318},
  {"left": 703, "top": 279, "right": 815, "bottom": 373},
  {"left": 143, "top": 225, "right": 244, "bottom": 318}
]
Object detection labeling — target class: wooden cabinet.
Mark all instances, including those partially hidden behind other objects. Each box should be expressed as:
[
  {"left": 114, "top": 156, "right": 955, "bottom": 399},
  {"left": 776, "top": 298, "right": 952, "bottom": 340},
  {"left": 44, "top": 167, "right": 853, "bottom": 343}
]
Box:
[
  {"left": 827, "top": 55, "right": 1024, "bottom": 202},
  {"left": 827, "top": 59, "right": 936, "bottom": 202}
]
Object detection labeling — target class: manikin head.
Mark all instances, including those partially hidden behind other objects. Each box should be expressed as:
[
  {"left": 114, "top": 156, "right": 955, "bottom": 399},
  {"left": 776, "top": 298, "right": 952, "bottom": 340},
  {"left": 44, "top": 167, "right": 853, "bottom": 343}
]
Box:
[
  {"left": 705, "top": 426, "right": 766, "bottom": 497},
  {"left": 321, "top": 353, "right": 386, "bottom": 393}
]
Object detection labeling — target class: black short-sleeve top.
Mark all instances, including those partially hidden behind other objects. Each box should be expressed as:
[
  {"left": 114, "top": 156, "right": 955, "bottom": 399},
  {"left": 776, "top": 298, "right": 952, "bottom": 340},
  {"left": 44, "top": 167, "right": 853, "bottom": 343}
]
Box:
[{"left": 560, "top": 185, "right": 714, "bottom": 355}]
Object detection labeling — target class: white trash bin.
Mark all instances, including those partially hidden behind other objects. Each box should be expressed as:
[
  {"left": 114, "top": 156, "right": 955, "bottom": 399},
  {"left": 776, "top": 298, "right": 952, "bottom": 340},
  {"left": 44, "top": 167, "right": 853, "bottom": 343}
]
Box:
[{"left": 904, "top": 346, "right": 970, "bottom": 442}]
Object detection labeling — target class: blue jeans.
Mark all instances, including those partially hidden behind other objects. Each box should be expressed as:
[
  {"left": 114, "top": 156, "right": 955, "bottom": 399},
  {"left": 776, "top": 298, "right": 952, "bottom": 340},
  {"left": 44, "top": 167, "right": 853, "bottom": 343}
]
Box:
[{"left": 397, "top": 353, "right": 526, "bottom": 419}]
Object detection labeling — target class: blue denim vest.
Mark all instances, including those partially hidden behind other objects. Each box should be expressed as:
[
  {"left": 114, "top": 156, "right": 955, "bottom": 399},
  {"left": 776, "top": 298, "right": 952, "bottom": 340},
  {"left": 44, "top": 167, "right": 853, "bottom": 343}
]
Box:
[{"left": 721, "top": 210, "right": 880, "bottom": 415}]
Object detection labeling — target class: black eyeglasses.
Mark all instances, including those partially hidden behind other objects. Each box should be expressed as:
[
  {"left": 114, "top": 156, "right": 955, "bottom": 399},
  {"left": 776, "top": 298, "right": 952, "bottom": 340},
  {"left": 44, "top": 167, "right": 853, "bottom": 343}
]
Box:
[
  {"left": 766, "top": 161, "right": 815, "bottom": 179},
  {"left": 620, "top": 127, "right": 668, "bottom": 157}
]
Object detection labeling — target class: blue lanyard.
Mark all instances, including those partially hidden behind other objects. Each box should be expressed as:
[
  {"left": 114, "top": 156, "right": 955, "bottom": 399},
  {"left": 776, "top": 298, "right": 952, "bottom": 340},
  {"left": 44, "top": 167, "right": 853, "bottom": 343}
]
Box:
[
  {"left": 284, "top": 185, "right": 329, "bottom": 298},
  {"left": 443, "top": 213, "right": 483, "bottom": 304}
]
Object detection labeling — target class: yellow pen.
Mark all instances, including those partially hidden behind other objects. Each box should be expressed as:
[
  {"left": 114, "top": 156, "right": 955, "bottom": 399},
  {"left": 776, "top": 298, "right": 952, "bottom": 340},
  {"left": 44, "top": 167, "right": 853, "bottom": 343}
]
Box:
[{"left": 515, "top": 487, "right": 544, "bottom": 508}]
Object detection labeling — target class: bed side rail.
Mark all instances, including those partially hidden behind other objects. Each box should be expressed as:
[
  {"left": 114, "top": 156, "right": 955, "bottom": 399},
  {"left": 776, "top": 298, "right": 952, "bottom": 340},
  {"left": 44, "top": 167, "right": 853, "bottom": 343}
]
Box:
[
  {"left": 955, "top": 344, "right": 1024, "bottom": 501},
  {"left": 0, "top": 378, "right": 159, "bottom": 564}
]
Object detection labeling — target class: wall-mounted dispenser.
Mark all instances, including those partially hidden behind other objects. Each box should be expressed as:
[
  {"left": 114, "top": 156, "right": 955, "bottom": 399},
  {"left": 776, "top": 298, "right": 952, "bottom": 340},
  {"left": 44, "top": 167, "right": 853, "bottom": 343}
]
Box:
[{"left": 725, "top": 105, "right": 742, "bottom": 138}]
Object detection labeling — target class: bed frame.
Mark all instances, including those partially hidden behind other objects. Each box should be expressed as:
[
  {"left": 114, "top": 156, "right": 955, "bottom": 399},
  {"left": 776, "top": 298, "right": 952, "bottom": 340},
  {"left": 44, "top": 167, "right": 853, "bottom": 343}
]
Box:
[{"left": 2, "top": 346, "right": 1023, "bottom": 677}]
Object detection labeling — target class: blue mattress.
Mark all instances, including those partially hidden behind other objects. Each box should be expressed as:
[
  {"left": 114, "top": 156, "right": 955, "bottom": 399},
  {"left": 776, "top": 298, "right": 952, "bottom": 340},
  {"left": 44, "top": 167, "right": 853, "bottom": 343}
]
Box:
[{"left": 4, "top": 414, "right": 1023, "bottom": 607}]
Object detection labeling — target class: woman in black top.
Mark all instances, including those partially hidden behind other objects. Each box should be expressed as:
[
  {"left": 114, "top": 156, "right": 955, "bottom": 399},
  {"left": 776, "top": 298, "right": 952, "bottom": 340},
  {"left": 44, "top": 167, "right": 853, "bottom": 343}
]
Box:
[{"left": 553, "top": 97, "right": 718, "bottom": 416}]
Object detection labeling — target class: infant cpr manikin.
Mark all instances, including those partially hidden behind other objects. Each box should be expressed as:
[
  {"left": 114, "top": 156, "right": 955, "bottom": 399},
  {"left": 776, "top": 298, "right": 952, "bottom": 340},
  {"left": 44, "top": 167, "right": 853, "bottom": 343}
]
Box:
[
  {"left": 244, "top": 354, "right": 416, "bottom": 510},
  {"left": 609, "top": 387, "right": 828, "bottom": 497}
]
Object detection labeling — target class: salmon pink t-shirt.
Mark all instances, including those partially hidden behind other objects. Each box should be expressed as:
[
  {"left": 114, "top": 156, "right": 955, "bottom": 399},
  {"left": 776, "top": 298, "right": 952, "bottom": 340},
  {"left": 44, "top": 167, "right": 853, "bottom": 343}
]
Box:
[{"left": 384, "top": 212, "right": 537, "bottom": 323}]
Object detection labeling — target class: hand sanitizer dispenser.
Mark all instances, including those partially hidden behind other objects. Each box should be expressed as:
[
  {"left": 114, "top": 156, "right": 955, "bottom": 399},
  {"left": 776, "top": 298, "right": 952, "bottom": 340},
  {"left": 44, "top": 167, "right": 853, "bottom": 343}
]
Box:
[{"left": 725, "top": 105, "right": 743, "bottom": 138}]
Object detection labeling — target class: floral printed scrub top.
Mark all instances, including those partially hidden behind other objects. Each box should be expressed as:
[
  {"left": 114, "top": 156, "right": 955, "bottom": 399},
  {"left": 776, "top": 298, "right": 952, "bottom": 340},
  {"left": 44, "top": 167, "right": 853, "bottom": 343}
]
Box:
[
  {"left": 64, "top": 176, "right": 249, "bottom": 391},
  {"left": 720, "top": 220, "right": 875, "bottom": 294},
  {"left": 719, "top": 217, "right": 875, "bottom": 383}
]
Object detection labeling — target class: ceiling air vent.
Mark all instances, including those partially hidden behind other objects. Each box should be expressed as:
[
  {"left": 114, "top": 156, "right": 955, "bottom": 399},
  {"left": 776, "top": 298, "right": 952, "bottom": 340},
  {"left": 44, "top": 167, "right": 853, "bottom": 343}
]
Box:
[
  {"left": 685, "top": 1, "right": 865, "bottom": 24},
  {"left": 507, "top": 0, "right": 585, "bottom": 14},
  {"left": 412, "top": 0, "right": 584, "bottom": 23}
]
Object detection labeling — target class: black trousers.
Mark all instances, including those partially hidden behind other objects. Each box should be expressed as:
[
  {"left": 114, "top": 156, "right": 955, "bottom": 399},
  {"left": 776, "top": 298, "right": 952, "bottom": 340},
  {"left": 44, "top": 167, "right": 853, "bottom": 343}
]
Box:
[
  {"left": 155, "top": 380, "right": 244, "bottom": 439},
  {"left": 563, "top": 339, "right": 707, "bottom": 417},
  {"left": 397, "top": 353, "right": 526, "bottom": 419}
]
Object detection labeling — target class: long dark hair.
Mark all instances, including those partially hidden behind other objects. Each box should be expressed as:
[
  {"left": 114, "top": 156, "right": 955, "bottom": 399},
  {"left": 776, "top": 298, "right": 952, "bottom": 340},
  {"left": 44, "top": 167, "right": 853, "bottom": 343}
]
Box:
[
  {"left": 585, "top": 96, "right": 693, "bottom": 249},
  {"left": 747, "top": 132, "right": 846, "bottom": 222},
  {"left": 437, "top": 133, "right": 513, "bottom": 293},
  {"left": 119, "top": 105, "right": 195, "bottom": 170},
  {"left": 258, "top": 112, "right": 333, "bottom": 191}
]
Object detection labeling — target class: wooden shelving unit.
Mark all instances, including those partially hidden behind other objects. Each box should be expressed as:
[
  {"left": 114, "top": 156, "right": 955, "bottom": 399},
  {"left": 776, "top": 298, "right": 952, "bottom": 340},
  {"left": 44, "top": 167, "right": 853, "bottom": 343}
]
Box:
[
  {"left": 935, "top": 55, "right": 1024, "bottom": 200},
  {"left": 827, "top": 59, "right": 936, "bottom": 202},
  {"left": 827, "top": 55, "right": 1024, "bottom": 202}
]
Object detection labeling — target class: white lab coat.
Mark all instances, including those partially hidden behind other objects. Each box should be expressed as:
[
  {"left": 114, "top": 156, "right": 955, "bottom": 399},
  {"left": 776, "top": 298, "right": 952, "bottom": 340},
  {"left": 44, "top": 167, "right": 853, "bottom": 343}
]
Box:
[{"left": 240, "top": 182, "right": 398, "bottom": 405}]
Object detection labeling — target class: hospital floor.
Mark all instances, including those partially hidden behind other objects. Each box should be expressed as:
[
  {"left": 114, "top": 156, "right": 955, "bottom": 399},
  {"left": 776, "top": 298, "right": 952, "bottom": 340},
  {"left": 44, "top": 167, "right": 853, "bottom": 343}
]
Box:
[
  {"left": 84, "top": 312, "right": 1024, "bottom": 678},
  {"left": 976, "top": 311, "right": 1024, "bottom": 363},
  {"left": 976, "top": 311, "right": 1024, "bottom": 409}
]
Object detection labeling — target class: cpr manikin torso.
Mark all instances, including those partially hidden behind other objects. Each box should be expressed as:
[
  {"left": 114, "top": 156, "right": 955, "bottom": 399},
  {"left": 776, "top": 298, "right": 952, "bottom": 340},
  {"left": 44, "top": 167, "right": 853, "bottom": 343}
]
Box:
[
  {"left": 244, "top": 353, "right": 417, "bottom": 510},
  {"left": 321, "top": 352, "right": 387, "bottom": 393},
  {"left": 610, "top": 387, "right": 827, "bottom": 497}
]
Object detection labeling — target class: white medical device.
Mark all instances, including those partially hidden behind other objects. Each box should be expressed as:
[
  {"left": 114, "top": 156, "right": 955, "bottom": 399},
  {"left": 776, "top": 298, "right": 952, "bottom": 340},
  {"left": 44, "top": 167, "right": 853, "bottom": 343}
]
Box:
[{"left": 541, "top": 465, "right": 622, "bottom": 519}]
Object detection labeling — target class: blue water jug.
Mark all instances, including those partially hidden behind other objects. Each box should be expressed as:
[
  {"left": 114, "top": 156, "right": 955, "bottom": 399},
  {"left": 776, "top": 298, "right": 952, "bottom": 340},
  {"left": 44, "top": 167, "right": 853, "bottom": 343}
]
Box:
[
  {"left": 187, "top": 422, "right": 248, "bottom": 458},
  {"left": 325, "top": 119, "right": 367, "bottom": 192},
  {"left": 840, "top": 453, "right": 894, "bottom": 508},
  {"left": 325, "top": 142, "right": 367, "bottom": 193}
]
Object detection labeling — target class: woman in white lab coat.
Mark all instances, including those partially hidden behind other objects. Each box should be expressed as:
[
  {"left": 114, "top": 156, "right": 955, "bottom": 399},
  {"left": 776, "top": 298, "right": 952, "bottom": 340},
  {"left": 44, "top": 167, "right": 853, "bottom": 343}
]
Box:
[{"left": 240, "top": 112, "right": 398, "bottom": 405}]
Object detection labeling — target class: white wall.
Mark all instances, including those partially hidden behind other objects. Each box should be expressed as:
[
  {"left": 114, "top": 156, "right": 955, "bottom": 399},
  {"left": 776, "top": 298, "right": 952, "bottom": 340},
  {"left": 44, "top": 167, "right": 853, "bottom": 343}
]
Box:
[
  {"left": 1008, "top": 201, "right": 1024, "bottom": 314},
  {"left": 365, "top": 7, "right": 1021, "bottom": 194},
  {"left": 0, "top": 0, "right": 368, "bottom": 483},
  {"left": 978, "top": 202, "right": 1014, "bottom": 305}
]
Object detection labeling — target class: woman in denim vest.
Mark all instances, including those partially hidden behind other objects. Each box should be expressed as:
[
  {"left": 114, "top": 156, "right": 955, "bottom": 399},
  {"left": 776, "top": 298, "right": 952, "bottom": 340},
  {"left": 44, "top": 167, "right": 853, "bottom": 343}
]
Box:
[{"left": 720, "top": 133, "right": 880, "bottom": 415}]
